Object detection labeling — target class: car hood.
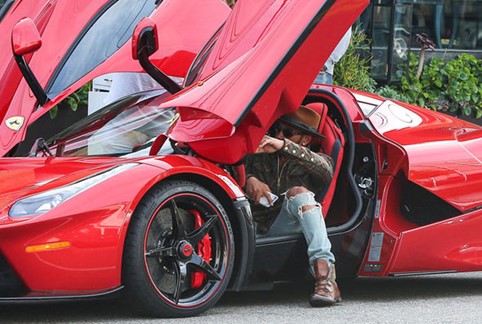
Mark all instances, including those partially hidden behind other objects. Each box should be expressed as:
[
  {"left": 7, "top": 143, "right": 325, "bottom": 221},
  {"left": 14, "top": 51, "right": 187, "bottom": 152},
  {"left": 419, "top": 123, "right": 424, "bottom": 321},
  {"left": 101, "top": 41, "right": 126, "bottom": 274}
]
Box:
[
  {"left": 0, "top": 157, "right": 130, "bottom": 208},
  {"left": 160, "top": 0, "right": 369, "bottom": 164},
  {"left": 0, "top": 0, "right": 230, "bottom": 156}
]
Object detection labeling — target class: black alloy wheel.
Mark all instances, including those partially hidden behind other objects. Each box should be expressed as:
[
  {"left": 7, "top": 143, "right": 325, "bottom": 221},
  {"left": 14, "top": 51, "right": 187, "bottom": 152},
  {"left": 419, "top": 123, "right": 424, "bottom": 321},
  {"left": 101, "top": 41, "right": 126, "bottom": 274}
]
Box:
[{"left": 123, "top": 180, "right": 234, "bottom": 318}]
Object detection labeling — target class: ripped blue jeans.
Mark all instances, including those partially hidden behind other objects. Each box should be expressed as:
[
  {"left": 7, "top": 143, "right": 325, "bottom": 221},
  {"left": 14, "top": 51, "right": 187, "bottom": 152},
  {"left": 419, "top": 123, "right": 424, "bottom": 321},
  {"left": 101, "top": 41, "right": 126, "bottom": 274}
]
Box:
[{"left": 268, "top": 191, "right": 335, "bottom": 266}]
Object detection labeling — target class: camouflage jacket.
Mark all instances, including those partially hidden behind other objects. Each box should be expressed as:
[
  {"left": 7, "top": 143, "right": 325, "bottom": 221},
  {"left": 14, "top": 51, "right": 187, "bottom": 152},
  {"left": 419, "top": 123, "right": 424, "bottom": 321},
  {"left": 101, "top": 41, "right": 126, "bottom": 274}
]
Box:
[{"left": 244, "top": 139, "right": 333, "bottom": 233}]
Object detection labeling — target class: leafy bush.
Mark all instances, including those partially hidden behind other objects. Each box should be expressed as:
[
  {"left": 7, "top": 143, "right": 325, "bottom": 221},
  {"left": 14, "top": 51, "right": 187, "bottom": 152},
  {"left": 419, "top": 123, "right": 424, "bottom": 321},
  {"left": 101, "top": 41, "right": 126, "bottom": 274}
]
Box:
[
  {"left": 335, "top": 27, "right": 481, "bottom": 121},
  {"left": 388, "top": 53, "right": 482, "bottom": 118},
  {"left": 50, "top": 82, "right": 91, "bottom": 119},
  {"left": 334, "top": 25, "right": 376, "bottom": 92},
  {"left": 441, "top": 54, "right": 481, "bottom": 117},
  {"left": 375, "top": 85, "right": 411, "bottom": 103}
]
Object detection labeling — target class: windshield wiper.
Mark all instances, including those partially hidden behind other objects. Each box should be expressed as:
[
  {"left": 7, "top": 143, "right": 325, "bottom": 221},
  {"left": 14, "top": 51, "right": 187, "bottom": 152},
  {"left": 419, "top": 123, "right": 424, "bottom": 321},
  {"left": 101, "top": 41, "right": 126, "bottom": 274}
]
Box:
[{"left": 29, "top": 138, "right": 53, "bottom": 157}]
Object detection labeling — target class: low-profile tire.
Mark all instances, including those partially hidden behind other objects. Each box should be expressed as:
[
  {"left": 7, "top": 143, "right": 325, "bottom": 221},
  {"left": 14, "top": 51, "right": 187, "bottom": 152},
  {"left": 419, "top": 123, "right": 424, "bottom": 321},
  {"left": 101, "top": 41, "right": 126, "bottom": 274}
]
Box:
[{"left": 123, "top": 180, "right": 235, "bottom": 318}]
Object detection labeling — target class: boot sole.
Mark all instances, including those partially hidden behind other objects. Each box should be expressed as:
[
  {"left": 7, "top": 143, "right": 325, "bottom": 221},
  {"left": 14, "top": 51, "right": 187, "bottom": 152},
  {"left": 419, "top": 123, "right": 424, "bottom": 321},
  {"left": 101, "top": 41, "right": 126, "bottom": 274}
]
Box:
[{"left": 309, "top": 296, "right": 340, "bottom": 307}]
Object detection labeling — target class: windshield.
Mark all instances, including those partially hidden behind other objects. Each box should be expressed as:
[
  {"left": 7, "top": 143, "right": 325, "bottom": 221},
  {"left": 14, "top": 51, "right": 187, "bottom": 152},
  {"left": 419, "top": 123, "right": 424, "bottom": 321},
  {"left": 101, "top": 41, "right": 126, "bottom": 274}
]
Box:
[
  {"left": 51, "top": 90, "right": 174, "bottom": 157},
  {"left": 13, "top": 87, "right": 174, "bottom": 158},
  {"left": 0, "top": 0, "right": 13, "bottom": 21},
  {"left": 184, "top": 26, "right": 222, "bottom": 87}
]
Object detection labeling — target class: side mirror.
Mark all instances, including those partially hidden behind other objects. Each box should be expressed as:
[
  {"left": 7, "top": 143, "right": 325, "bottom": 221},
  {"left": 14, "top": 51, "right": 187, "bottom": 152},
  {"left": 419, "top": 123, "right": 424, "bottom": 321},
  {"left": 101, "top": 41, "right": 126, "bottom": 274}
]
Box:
[
  {"left": 131, "top": 17, "right": 182, "bottom": 94},
  {"left": 11, "top": 18, "right": 48, "bottom": 106},
  {"left": 132, "top": 17, "right": 158, "bottom": 60},
  {"left": 11, "top": 17, "right": 42, "bottom": 56}
]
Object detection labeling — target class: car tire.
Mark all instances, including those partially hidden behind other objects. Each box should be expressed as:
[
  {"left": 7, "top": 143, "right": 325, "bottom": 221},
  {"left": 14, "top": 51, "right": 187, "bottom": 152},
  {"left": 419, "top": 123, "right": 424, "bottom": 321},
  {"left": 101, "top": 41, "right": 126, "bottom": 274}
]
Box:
[{"left": 123, "top": 180, "right": 235, "bottom": 318}]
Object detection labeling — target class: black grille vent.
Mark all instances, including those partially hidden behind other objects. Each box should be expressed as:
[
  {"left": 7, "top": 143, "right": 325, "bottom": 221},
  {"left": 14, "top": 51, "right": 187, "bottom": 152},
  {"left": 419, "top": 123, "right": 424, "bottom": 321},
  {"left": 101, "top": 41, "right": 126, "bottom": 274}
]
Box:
[{"left": 0, "top": 254, "right": 27, "bottom": 296}]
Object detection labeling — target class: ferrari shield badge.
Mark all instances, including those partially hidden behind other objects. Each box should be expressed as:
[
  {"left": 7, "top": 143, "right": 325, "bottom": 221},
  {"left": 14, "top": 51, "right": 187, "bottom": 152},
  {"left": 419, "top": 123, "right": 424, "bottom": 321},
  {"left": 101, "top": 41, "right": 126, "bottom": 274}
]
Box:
[{"left": 5, "top": 116, "right": 25, "bottom": 131}]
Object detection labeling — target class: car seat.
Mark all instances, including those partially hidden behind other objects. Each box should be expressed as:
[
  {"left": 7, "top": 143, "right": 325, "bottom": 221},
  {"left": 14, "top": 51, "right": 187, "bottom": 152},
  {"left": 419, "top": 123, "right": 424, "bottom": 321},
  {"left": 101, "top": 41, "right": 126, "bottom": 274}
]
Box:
[{"left": 304, "top": 102, "right": 345, "bottom": 217}]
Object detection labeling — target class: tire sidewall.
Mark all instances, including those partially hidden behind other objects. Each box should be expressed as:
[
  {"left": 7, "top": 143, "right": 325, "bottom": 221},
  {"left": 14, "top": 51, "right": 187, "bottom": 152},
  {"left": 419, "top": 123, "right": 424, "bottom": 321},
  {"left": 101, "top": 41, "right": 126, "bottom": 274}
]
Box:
[{"left": 123, "top": 180, "right": 235, "bottom": 318}]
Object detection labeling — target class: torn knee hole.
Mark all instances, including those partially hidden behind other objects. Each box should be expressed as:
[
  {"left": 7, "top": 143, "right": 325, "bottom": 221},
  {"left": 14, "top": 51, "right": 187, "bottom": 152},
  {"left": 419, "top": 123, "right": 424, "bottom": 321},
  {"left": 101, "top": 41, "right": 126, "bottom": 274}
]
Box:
[
  {"left": 300, "top": 204, "right": 317, "bottom": 213},
  {"left": 286, "top": 186, "right": 309, "bottom": 198}
]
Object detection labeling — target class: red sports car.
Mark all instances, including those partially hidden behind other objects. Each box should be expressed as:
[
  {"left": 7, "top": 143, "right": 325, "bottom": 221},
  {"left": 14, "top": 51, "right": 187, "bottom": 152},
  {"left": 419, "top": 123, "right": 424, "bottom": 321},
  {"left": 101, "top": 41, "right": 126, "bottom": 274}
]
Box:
[{"left": 1, "top": 0, "right": 482, "bottom": 319}]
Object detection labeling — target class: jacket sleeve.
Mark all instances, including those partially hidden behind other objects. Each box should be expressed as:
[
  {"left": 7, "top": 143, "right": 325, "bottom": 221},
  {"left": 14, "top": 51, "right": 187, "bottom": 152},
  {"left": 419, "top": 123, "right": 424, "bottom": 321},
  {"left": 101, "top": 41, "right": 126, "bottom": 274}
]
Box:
[{"left": 280, "top": 139, "right": 334, "bottom": 184}]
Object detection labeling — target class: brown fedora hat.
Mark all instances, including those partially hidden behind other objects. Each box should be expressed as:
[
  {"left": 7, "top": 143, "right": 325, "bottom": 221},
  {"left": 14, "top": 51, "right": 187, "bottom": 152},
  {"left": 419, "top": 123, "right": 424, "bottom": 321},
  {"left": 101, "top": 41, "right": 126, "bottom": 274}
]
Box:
[{"left": 279, "top": 105, "right": 324, "bottom": 138}]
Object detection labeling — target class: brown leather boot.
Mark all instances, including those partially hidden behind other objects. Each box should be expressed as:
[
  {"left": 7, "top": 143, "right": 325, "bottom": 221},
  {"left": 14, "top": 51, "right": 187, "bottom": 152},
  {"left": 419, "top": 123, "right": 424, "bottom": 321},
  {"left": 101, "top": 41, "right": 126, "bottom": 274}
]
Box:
[{"left": 309, "top": 259, "right": 342, "bottom": 307}]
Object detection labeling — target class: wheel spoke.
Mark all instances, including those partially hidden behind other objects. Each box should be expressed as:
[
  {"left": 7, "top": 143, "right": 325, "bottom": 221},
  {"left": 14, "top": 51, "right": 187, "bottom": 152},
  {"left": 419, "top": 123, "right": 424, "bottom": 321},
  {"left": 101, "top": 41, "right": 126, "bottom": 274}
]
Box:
[
  {"left": 169, "top": 199, "right": 187, "bottom": 240},
  {"left": 172, "top": 261, "right": 188, "bottom": 304},
  {"left": 189, "top": 253, "right": 222, "bottom": 281},
  {"left": 188, "top": 214, "right": 218, "bottom": 245},
  {"left": 145, "top": 246, "right": 174, "bottom": 258}
]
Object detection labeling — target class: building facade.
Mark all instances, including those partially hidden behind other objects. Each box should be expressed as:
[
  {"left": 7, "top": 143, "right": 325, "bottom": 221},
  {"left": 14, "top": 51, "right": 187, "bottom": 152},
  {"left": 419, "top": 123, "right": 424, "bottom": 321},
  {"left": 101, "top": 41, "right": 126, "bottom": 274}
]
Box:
[
  {"left": 359, "top": 0, "right": 482, "bottom": 83},
  {"left": 1, "top": 0, "right": 480, "bottom": 85}
]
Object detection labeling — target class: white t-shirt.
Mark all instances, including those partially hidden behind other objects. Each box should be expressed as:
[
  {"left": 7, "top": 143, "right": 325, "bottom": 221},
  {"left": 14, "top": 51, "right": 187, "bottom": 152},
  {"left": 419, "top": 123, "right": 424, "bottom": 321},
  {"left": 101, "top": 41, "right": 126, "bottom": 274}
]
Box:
[
  {"left": 103, "top": 73, "right": 160, "bottom": 105},
  {"left": 324, "top": 28, "right": 352, "bottom": 75}
]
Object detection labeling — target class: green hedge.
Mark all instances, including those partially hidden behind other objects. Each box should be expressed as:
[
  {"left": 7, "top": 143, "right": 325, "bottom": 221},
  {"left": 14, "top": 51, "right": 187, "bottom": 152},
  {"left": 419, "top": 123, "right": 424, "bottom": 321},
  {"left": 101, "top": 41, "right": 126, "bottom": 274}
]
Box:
[
  {"left": 335, "top": 27, "right": 482, "bottom": 120},
  {"left": 390, "top": 53, "right": 482, "bottom": 118}
]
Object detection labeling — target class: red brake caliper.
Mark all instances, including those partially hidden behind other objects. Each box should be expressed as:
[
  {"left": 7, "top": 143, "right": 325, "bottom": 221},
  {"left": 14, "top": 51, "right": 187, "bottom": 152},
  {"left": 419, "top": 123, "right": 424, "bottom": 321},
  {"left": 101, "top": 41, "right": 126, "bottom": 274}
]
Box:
[{"left": 190, "top": 210, "right": 212, "bottom": 288}]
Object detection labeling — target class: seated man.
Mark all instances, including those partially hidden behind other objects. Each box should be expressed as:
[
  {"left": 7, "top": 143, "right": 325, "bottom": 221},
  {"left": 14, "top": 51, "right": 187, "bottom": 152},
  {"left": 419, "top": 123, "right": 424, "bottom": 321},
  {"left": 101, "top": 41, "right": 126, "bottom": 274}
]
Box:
[{"left": 244, "top": 104, "right": 341, "bottom": 307}]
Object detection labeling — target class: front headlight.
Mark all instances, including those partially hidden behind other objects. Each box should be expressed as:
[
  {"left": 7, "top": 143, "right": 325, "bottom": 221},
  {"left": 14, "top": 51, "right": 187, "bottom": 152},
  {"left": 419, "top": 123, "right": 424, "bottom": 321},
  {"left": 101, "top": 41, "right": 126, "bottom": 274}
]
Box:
[{"left": 9, "top": 163, "right": 137, "bottom": 218}]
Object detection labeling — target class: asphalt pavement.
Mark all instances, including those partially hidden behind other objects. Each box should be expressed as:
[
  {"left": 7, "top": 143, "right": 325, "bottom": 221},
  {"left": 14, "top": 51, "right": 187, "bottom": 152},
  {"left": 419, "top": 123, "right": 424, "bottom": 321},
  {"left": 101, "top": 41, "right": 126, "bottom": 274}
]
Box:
[{"left": 2, "top": 272, "right": 482, "bottom": 323}]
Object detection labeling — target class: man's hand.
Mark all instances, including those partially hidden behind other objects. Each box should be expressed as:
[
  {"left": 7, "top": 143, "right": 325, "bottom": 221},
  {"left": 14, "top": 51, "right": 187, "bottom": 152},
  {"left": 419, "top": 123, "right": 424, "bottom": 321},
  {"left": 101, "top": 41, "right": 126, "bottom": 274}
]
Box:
[
  {"left": 256, "top": 135, "right": 284, "bottom": 153},
  {"left": 245, "top": 176, "right": 275, "bottom": 206}
]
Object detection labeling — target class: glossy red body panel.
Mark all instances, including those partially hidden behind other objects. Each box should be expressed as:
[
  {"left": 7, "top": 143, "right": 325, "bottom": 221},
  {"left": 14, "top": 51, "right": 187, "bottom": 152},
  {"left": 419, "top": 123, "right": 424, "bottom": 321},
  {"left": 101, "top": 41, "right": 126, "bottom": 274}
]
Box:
[
  {"left": 0, "top": 0, "right": 230, "bottom": 156},
  {"left": 0, "top": 0, "right": 110, "bottom": 154},
  {"left": 356, "top": 98, "right": 482, "bottom": 277},
  {"left": 0, "top": 155, "right": 241, "bottom": 292},
  {"left": 389, "top": 209, "right": 482, "bottom": 274},
  {"left": 0, "top": 0, "right": 76, "bottom": 124},
  {"left": 1, "top": 0, "right": 482, "bottom": 305},
  {"left": 369, "top": 100, "right": 482, "bottom": 211},
  {"left": 161, "top": 0, "right": 369, "bottom": 164}
]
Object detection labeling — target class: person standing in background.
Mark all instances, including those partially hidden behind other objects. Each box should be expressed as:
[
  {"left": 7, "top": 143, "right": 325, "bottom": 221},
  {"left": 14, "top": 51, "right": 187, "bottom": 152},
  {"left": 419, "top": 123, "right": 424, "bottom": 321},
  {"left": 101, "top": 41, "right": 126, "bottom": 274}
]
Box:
[{"left": 315, "top": 28, "right": 352, "bottom": 85}]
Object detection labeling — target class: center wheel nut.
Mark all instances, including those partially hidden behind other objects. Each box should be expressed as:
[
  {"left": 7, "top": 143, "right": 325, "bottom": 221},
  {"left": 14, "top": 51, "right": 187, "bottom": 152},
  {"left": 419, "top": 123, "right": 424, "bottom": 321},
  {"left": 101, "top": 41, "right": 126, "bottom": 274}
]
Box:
[{"left": 178, "top": 241, "right": 193, "bottom": 260}]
